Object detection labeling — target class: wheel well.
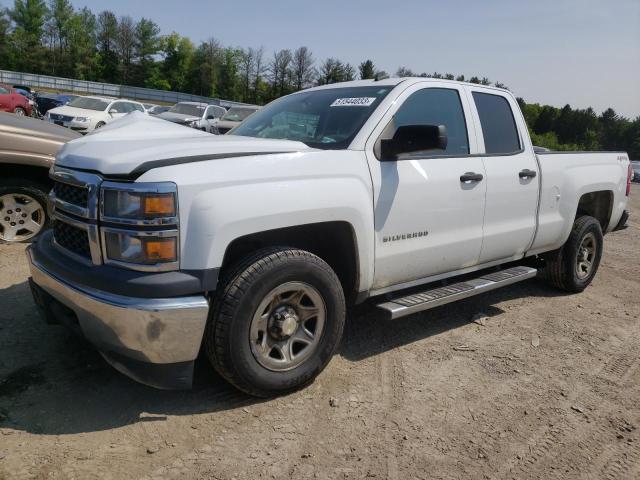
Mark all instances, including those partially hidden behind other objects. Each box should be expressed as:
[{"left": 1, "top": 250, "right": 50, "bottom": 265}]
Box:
[
  {"left": 221, "top": 222, "right": 360, "bottom": 301},
  {"left": 0, "top": 164, "right": 52, "bottom": 189},
  {"left": 576, "top": 191, "right": 613, "bottom": 231}
]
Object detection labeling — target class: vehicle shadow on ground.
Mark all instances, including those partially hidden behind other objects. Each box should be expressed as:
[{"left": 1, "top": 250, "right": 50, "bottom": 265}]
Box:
[
  {"left": 341, "top": 279, "right": 568, "bottom": 362},
  {"left": 0, "top": 278, "right": 567, "bottom": 436}
]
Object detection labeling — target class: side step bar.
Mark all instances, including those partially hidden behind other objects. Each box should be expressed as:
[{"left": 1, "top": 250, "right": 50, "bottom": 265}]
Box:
[{"left": 376, "top": 266, "right": 537, "bottom": 320}]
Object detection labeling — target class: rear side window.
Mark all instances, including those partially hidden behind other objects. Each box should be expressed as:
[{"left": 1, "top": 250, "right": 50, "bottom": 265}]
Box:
[
  {"left": 393, "top": 88, "right": 469, "bottom": 156},
  {"left": 0, "top": 86, "right": 9, "bottom": 94},
  {"left": 472, "top": 92, "right": 521, "bottom": 154}
]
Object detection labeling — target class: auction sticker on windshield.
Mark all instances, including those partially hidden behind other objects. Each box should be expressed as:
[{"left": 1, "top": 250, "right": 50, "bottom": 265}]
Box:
[{"left": 330, "top": 97, "right": 377, "bottom": 107}]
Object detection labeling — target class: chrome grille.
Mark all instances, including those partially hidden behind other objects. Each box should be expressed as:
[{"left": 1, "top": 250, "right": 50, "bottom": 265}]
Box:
[
  {"left": 53, "top": 181, "right": 88, "bottom": 209},
  {"left": 50, "top": 113, "right": 74, "bottom": 122},
  {"left": 49, "top": 166, "right": 103, "bottom": 265},
  {"left": 53, "top": 220, "right": 91, "bottom": 259}
]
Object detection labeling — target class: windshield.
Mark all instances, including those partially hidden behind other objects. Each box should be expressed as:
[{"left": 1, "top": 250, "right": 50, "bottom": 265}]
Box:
[
  {"left": 67, "top": 97, "right": 110, "bottom": 111},
  {"left": 169, "top": 103, "right": 205, "bottom": 116},
  {"left": 230, "top": 86, "right": 393, "bottom": 149},
  {"left": 221, "top": 107, "right": 258, "bottom": 122}
]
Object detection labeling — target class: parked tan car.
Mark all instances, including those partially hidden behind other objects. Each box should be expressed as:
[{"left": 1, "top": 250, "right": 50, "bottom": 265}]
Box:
[{"left": 0, "top": 112, "right": 80, "bottom": 243}]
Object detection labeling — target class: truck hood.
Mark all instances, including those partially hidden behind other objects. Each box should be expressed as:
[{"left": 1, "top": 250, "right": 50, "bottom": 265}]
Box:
[
  {"left": 156, "top": 111, "right": 200, "bottom": 123},
  {"left": 55, "top": 111, "right": 311, "bottom": 176}
]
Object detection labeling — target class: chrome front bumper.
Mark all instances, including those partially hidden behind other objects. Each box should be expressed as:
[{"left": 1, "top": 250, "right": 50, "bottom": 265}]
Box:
[{"left": 27, "top": 247, "right": 209, "bottom": 388}]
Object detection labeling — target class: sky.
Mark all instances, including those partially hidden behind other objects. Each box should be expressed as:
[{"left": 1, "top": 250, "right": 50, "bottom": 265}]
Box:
[{"left": 59, "top": 0, "right": 640, "bottom": 118}]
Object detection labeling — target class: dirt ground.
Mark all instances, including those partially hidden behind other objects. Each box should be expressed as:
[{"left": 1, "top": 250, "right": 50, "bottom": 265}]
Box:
[{"left": 1, "top": 187, "right": 639, "bottom": 480}]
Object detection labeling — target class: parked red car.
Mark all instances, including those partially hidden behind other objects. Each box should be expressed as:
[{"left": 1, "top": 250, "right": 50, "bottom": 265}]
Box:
[{"left": 0, "top": 84, "right": 32, "bottom": 116}]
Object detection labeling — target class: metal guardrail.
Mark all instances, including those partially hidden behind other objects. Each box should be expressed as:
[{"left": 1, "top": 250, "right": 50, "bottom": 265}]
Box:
[{"left": 0, "top": 69, "right": 254, "bottom": 108}]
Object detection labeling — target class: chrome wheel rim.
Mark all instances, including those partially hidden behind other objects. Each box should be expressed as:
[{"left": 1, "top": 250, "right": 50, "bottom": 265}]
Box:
[
  {"left": 0, "top": 193, "right": 45, "bottom": 242},
  {"left": 576, "top": 232, "right": 596, "bottom": 279},
  {"left": 249, "top": 282, "right": 326, "bottom": 372},
  {"left": 15, "top": 108, "right": 25, "bottom": 116}
]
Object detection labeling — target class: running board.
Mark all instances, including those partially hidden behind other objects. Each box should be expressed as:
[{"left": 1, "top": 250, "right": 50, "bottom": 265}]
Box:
[{"left": 376, "top": 266, "right": 537, "bottom": 320}]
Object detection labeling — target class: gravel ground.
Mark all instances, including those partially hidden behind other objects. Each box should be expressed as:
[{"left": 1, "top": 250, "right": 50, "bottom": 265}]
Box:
[{"left": 0, "top": 186, "right": 639, "bottom": 480}]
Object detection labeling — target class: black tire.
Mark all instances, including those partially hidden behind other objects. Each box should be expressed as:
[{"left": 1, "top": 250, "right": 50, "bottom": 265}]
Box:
[
  {"left": 0, "top": 179, "right": 51, "bottom": 244},
  {"left": 541, "top": 215, "right": 603, "bottom": 293},
  {"left": 94, "top": 121, "right": 105, "bottom": 129},
  {"left": 205, "top": 247, "right": 346, "bottom": 397}
]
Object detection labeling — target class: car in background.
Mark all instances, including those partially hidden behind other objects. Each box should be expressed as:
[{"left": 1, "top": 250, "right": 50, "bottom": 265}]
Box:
[
  {"left": 210, "top": 105, "right": 261, "bottom": 134},
  {"left": 45, "top": 95, "right": 146, "bottom": 133},
  {"left": 157, "top": 101, "right": 226, "bottom": 132},
  {"left": 0, "top": 84, "right": 32, "bottom": 116},
  {"left": 146, "top": 104, "right": 171, "bottom": 115},
  {"left": 13, "top": 86, "right": 39, "bottom": 117},
  {"left": 35, "top": 93, "right": 78, "bottom": 116},
  {"left": 632, "top": 161, "right": 640, "bottom": 183},
  {"left": 0, "top": 112, "right": 80, "bottom": 243}
]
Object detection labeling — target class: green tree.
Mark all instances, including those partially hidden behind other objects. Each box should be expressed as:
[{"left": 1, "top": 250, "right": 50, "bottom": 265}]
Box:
[
  {"left": 358, "top": 59, "right": 375, "bottom": 79},
  {"left": 9, "top": 0, "right": 48, "bottom": 72},
  {"left": 132, "top": 17, "right": 160, "bottom": 83},
  {"left": 160, "top": 32, "right": 194, "bottom": 91},
  {"left": 114, "top": 15, "right": 135, "bottom": 83},
  {"left": 217, "top": 47, "right": 240, "bottom": 100},
  {"left": 66, "top": 7, "right": 96, "bottom": 79},
  {"left": 0, "top": 8, "right": 13, "bottom": 68},
  {"left": 96, "top": 10, "right": 119, "bottom": 82},
  {"left": 45, "top": 0, "right": 73, "bottom": 74}
]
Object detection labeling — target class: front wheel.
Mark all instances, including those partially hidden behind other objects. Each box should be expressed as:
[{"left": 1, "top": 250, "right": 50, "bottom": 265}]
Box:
[
  {"left": 14, "top": 107, "right": 26, "bottom": 116},
  {"left": 205, "top": 248, "right": 346, "bottom": 397},
  {"left": 541, "top": 215, "right": 603, "bottom": 292}
]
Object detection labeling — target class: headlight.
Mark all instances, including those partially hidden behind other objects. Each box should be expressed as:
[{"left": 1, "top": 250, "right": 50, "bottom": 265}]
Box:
[
  {"left": 101, "top": 184, "right": 177, "bottom": 223},
  {"left": 103, "top": 229, "right": 178, "bottom": 268},
  {"left": 74, "top": 116, "right": 89, "bottom": 122},
  {"left": 100, "top": 182, "right": 179, "bottom": 271}
]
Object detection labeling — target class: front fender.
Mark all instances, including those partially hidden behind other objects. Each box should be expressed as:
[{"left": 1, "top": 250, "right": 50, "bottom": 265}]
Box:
[{"left": 138, "top": 151, "right": 375, "bottom": 292}]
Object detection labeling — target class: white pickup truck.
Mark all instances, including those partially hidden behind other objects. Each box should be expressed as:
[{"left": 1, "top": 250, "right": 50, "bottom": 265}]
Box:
[{"left": 27, "top": 78, "right": 632, "bottom": 396}]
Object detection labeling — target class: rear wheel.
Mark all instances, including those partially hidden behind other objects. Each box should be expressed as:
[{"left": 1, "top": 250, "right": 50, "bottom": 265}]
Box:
[
  {"left": 0, "top": 180, "right": 50, "bottom": 243},
  {"left": 205, "top": 248, "right": 346, "bottom": 397},
  {"left": 541, "top": 215, "right": 603, "bottom": 292},
  {"left": 14, "top": 107, "right": 25, "bottom": 116},
  {"left": 94, "top": 121, "right": 105, "bottom": 129}
]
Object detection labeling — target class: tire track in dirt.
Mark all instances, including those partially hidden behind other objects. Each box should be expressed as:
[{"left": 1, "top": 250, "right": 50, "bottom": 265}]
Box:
[{"left": 501, "top": 338, "right": 640, "bottom": 478}]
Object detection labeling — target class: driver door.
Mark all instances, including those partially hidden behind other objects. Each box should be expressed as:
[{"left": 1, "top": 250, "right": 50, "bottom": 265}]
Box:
[{"left": 365, "top": 82, "right": 486, "bottom": 291}]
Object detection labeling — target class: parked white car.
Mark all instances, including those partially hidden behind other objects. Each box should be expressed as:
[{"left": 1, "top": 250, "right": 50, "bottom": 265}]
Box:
[
  {"left": 29, "top": 79, "right": 631, "bottom": 396},
  {"left": 46, "top": 96, "right": 146, "bottom": 133},
  {"left": 158, "top": 102, "right": 227, "bottom": 132}
]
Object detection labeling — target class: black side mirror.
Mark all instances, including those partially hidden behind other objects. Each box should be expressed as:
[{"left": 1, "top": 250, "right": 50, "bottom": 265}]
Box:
[
  {"left": 381, "top": 124, "right": 448, "bottom": 160},
  {"left": 206, "top": 115, "right": 215, "bottom": 120}
]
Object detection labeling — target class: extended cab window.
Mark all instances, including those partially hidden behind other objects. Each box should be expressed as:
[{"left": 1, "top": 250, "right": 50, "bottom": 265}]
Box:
[
  {"left": 472, "top": 92, "right": 521, "bottom": 154},
  {"left": 392, "top": 88, "right": 469, "bottom": 156}
]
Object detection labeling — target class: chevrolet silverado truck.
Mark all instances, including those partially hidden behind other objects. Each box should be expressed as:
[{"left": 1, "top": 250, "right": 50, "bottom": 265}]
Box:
[{"left": 27, "top": 78, "right": 632, "bottom": 396}]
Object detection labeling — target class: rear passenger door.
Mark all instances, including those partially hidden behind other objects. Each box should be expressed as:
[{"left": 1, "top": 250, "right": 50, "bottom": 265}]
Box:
[{"left": 466, "top": 88, "right": 540, "bottom": 263}]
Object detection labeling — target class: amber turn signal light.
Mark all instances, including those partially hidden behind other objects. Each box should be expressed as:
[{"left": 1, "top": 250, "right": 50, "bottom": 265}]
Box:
[
  {"left": 143, "top": 238, "right": 177, "bottom": 262},
  {"left": 143, "top": 194, "right": 175, "bottom": 216}
]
